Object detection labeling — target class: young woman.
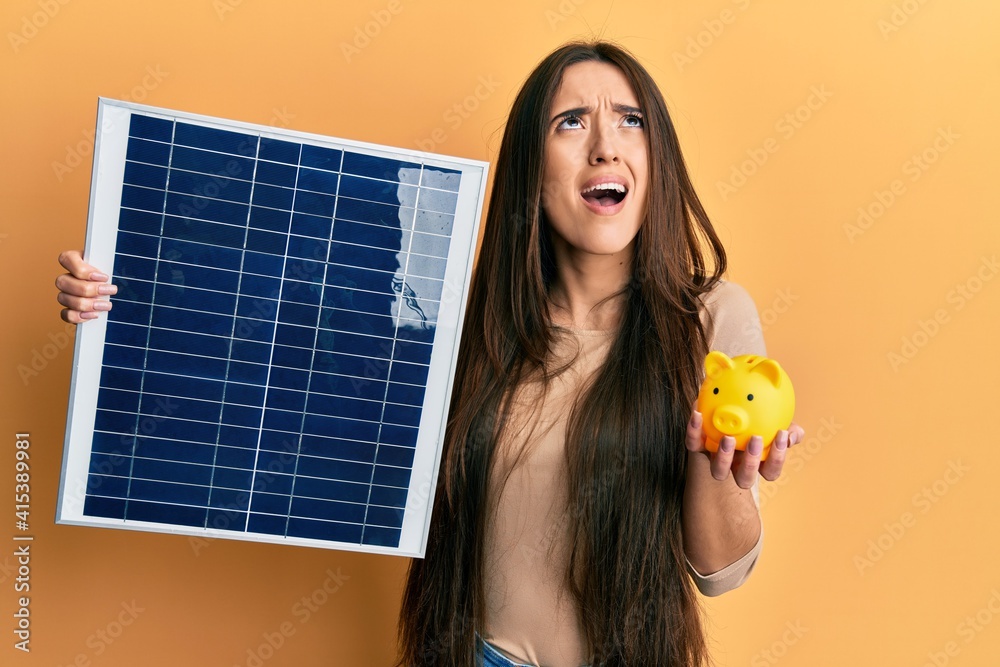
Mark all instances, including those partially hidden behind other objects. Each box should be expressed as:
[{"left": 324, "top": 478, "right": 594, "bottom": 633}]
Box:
[{"left": 57, "top": 41, "right": 802, "bottom": 667}]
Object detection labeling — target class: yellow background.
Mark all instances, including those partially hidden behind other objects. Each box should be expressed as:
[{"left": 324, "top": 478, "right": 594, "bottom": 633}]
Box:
[{"left": 2, "top": 0, "right": 999, "bottom": 665}]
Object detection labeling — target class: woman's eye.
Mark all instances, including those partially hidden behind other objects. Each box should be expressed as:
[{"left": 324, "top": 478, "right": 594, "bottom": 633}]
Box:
[
  {"left": 557, "top": 116, "right": 583, "bottom": 130},
  {"left": 622, "top": 114, "right": 643, "bottom": 128}
]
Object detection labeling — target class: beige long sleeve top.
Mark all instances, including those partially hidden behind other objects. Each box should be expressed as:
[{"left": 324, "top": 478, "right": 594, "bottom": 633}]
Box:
[
  {"left": 482, "top": 280, "right": 766, "bottom": 667},
  {"left": 687, "top": 279, "right": 767, "bottom": 597}
]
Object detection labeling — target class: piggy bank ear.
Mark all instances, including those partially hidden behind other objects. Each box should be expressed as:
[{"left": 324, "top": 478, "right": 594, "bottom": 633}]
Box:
[
  {"left": 750, "top": 358, "right": 784, "bottom": 388},
  {"left": 705, "top": 351, "right": 735, "bottom": 379}
]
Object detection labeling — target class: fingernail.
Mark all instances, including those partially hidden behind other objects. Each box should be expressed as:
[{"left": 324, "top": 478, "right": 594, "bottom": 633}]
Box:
[
  {"left": 97, "top": 284, "right": 117, "bottom": 296},
  {"left": 747, "top": 436, "right": 763, "bottom": 457},
  {"left": 720, "top": 437, "right": 734, "bottom": 453},
  {"left": 92, "top": 300, "right": 112, "bottom": 311},
  {"left": 79, "top": 311, "right": 99, "bottom": 320},
  {"left": 690, "top": 411, "right": 702, "bottom": 427},
  {"left": 775, "top": 431, "right": 789, "bottom": 451},
  {"left": 90, "top": 272, "right": 109, "bottom": 282}
]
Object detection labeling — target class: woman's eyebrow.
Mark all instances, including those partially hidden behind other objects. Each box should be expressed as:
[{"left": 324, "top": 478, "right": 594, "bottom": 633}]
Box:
[
  {"left": 614, "top": 103, "right": 643, "bottom": 115},
  {"left": 551, "top": 103, "right": 644, "bottom": 124},
  {"left": 551, "top": 106, "right": 591, "bottom": 123}
]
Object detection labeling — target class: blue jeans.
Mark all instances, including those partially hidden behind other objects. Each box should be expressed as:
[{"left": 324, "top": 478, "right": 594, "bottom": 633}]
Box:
[{"left": 476, "top": 635, "right": 536, "bottom": 667}]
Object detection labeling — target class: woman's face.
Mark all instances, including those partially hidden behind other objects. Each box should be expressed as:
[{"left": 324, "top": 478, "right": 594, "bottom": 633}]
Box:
[{"left": 541, "top": 60, "right": 649, "bottom": 263}]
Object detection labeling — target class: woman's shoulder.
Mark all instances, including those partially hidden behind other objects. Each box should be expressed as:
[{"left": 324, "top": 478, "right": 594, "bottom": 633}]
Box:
[
  {"left": 698, "top": 279, "right": 766, "bottom": 357},
  {"left": 699, "top": 279, "right": 755, "bottom": 311}
]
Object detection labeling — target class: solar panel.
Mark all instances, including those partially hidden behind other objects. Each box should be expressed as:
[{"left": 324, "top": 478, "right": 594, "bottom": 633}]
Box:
[{"left": 56, "top": 98, "right": 487, "bottom": 557}]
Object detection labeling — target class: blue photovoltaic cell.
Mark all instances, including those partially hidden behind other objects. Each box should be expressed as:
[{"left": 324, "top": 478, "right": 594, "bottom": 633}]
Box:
[{"left": 68, "top": 104, "right": 480, "bottom": 553}]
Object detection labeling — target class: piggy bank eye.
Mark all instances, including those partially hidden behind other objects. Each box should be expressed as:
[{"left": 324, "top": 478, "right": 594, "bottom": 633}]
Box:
[
  {"left": 713, "top": 387, "right": 719, "bottom": 395},
  {"left": 747, "top": 394, "right": 754, "bottom": 401}
]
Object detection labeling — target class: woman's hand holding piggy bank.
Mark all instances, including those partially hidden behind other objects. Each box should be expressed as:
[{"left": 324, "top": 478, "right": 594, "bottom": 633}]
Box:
[{"left": 696, "top": 351, "right": 795, "bottom": 462}]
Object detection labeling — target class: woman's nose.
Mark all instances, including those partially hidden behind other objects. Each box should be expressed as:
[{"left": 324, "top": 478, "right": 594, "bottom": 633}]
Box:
[{"left": 588, "top": 125, "right": 620, "bottom": 165}]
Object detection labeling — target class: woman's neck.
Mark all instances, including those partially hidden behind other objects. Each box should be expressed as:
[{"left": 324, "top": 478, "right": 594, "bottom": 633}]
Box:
[{"left": 547, "top": 244, "right": 633, "bottom": 331}]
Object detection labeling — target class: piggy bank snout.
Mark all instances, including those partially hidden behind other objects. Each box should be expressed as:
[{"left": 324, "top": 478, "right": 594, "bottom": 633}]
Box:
[{"left": 712, "top": 405, "right": 750, "bottom": 436}]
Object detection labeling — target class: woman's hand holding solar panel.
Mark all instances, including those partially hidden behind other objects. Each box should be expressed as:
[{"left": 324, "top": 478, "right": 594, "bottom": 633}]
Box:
[{"left": 56, "top": 250, "right": 116, "bottom": 324}]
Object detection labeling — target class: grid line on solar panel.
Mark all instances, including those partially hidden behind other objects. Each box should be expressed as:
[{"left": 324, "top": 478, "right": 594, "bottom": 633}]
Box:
[
  {"left": 354, "top": 192, "right": 421, "bottom": 539},
  {"left": 334, "top": 203, "right": 412, "bottom": 230},
  {"left": 113, "top": 248, "right": 259, "bottom": 281},
  {"left": 126, "top": 150, "right": 434, "bottom": 212},
  {"left": 93, "top": 395, "right": 418, "bottom": 430},
  {"left": 240, "top": 145, "right": 339, "bottom": 539},
  {"left": 95, "top": 408, "right": 232, "bottom": 431},
  {"left": 324, "top": 273, "right": 444, "bottom": 306},
  {"left": 105, "top": 282, "right": 441, "bottom": 337},
  {"left": 322, "top": 257, "right": 447, "bottom": 285},
  {"left": 320, "top": 180, "right": 406, "bottom": 543},
  {"left": 97, "top": 390, "right": 252, "bottom": 418},
  {"left": 85, "top": 484, "right": 408, "bottom": 515},
  {"left": 98, "top": 348, "right": 432, "bottom": 388},
  {"left": 123, "top": 132, "right": 466, "bottom": 195},
  {"left": 133, "top": 169, "right": 256, "bottom": 204},
  {"left": 79, "top": 496, "right": 406, "bottom": 531},
  {"left": 102, "top": 322, "right": 432, "bottom": 379},
  {"left": 155, "top": 203, "right": 250, "bottom": 229},
  {"left": 118, "top": 208, "right": 251, "bottom": 236},
  {"left": 91, "top": 457, "right": 414, "bottom": 492},
  {"left": 330, "top": 222, "right": 451, "bottom": 260},
  {"left": 337, "top": 169, "right": 461, "bottom": 196},
  {"left": 115, "top": 296, "right": 246, "bottom": 322},
  {"left": 130, "top": 137, "right": 252, "bottom": 159},
  {"left": 323, "top": 242, "right": 445, "bottom": 272},
  {"left": 109, "top": 298, "right": 256, "bottom": 323},
  {"left": 326, "top": 215, "right": 453, "bottom": 243},
  {"left": 91, "top": 432, "right": 254, "bottom": 457}
]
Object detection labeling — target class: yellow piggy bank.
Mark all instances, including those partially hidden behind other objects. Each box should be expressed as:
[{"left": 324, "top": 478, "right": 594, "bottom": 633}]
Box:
[{"left": 696, "top": 351, "right": 795, "bottom": 461}]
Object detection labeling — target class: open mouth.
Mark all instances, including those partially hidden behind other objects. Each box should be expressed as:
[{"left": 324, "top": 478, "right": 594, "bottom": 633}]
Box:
[{"left": 581, "top": 182, "right": 628, "bottom": 208}]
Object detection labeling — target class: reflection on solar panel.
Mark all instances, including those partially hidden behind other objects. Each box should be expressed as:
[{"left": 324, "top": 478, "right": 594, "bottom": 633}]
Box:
[{"left": 57, "top": 99, "right": 487, "bottom": 556}]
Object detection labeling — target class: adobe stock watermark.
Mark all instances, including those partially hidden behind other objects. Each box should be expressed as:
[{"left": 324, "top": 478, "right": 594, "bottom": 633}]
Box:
[
  {"left": 405, "top": 470, "right": 434, "bottom": 513},
  {"left": 741, "top": 287, "right": 799, "bottom": 340},
  {"left": 188, "top": 437, "right": 300, "bottom": 556},
  {"left": 55, "top": 600, "right": 144, "bottom": 667},
  {"left": 516, "top": 450, "right": 643, "bottom": 567},
  {"left": 715, "top": 85, "right": 833, "bottom": 202},
  {"left": 61, "top": 391, "right": 180, "bottom": 514},
  {"left": 516, "top": 505, "right": 566, "bottom": 568},
  {"left": 265, "top": 106, "right": 295, "bottom": 129},
  {"left": 544, "top": 0, "right": 586, "bottom": 30},
  {"left": 213, "top": 0, "right": 250, "bottom": 21},
  {"left": 853, "top": 459, "right": 970, "bottom": 576},
  {"left": 7, "top": 0, "right": 72, "bottom": 53},
  {"left": 234, "top": 567, "right": 349, "bottom": 667},
  {"left": 673, "top": 0, "right": 756, "bottom": 72},
  {"left": 415, "top": 75, "right": 501, "bottom": 152},
  {"left": 887, "top": 254, "right": 997, "bottom": 372},
  {"left": 843, "top": 126, "right": 959, "bottom": 243},
  {"left": 0, "top": 555, "right": 17, "bottom": 585},
  {"left": 16, "top": 321, "right": 76, "bottom": 385},
  {"left": 758, "top": 416, "right": 841, "bottom": 509},
  {"left": 173, "top": 158, "right": 246, "bottom": 220},
  {"left": 877, "top": 0, "right": 932, "bottom": 40},
  {"left": 920, "top": 588, "right": 1000, "bottom": 667},
  {"left": 52, "top": 65, "right": 170, "bottom": 182},
  {"left": 340, "top": 0, "right": 405, "bottom": 63},
  {"left": 749, "top": 620, "right": 808, "bottom": 667}
]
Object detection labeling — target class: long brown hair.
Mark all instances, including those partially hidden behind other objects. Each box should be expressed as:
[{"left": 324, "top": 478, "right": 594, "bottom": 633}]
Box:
[{"left": 398, "top": 40, "right": 727, "bottom": 666}]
